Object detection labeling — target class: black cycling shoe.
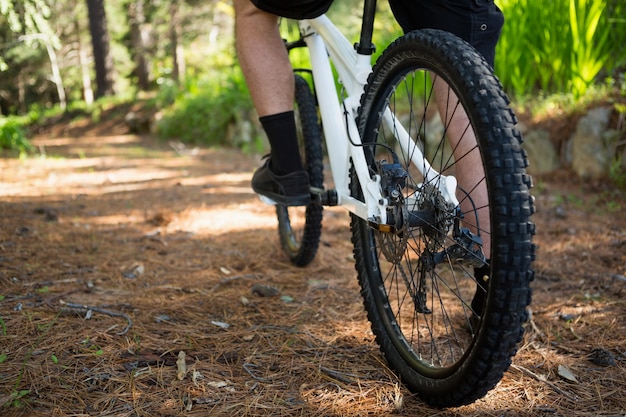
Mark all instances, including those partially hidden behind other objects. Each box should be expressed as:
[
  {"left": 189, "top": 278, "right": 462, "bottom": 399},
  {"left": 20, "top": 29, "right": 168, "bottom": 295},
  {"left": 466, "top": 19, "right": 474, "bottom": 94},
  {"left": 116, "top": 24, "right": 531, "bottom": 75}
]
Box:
[{"left": 251, "top": 159, "right": 310, "bottom": 206}]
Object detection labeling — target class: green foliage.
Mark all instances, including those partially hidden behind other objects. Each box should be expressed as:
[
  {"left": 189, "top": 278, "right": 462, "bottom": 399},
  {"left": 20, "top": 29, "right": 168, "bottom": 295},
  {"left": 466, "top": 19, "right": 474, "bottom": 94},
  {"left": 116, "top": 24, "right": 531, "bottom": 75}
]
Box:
[
  {"left": 3, "top": 390, "right": 30, "bottom": 409},
  {"left": 1, "top": 0, "right": 624, "bottom": 154},
  {"left": 609, "top": 158, "right": 626, "bottom": 189},
  {"left": 0, "top": 0, "right": 54, "bottom": 34},
  {"left": 496, "top": 0, "right": 624, "bottom": 100},
  {"left": 569, "top": 0, "right": 611, "bottom": 97},
  {"left": 0, "top": 0, "right": 58, "bottom": 72},
  {"left": 156, "top": 70, "right": 256, "bottom": 148},
  {"left": 0, "top": 117, "right": 33, "bottom": 153}
]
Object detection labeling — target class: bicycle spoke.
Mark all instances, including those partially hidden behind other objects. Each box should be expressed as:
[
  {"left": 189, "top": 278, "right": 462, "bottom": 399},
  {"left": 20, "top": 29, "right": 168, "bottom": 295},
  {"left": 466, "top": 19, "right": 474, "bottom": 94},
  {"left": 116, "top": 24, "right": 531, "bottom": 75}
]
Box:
[{"left": 352, "top": 29, "right": 534, "bottom": 406}]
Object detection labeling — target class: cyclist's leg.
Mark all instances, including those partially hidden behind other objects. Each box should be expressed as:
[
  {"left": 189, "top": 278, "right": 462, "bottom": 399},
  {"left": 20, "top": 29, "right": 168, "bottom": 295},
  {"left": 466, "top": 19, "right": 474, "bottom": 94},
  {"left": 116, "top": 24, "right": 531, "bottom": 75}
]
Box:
[
  {"left": 433, "top": 80, "right": 491, "bottom": 258},
  {"left": 234, "top": 0, "right": 293, "bottom": 117},
  {"left": 234, "top": 0, "right": 309, "bottom": 204},
  {"left": 389, "top": 0, "right": 503, "bottom": 258}
]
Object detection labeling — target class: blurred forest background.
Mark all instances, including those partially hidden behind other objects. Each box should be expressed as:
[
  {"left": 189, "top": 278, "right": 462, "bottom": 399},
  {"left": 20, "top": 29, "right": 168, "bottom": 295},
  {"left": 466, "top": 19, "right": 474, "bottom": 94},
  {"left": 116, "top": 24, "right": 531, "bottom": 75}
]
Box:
[{"left": 1, "top": 0, "right": 625, "bottom": 165}]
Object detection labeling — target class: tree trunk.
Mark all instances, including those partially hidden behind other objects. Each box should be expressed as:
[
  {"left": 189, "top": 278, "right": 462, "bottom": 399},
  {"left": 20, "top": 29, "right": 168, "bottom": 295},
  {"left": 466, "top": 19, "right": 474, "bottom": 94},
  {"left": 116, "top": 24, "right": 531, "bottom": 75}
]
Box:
[
  {"left": 86, "top": 0, "right": 114, "bottom": 98},
  {"left": 128, "top": 0, "right": 151, "bottom": 90},
  {"left": 169, "top": 2, "right": 185, "bottom": 84},
  {"left": 79, "top": 38, "right": 94, "bottom": 106}
]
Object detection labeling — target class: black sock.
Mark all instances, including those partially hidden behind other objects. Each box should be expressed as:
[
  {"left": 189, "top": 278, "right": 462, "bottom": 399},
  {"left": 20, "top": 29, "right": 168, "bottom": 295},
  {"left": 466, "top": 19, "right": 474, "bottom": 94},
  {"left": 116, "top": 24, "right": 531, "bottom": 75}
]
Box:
[{"left": 259, "top": 111, "right": 303, "bottom": 175}]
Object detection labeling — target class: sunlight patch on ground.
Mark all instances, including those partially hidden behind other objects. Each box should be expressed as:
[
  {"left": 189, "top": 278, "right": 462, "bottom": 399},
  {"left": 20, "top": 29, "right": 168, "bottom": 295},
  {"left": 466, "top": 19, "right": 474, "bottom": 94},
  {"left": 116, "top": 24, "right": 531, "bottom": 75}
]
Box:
[
  {"left": 67, "top": 200, "right": 278, "bottom": 234},
  {"left": 1, "top": 150, "right": 254, "bottom": 199},
  {"left": 72, "top": 212, "right": 147, "bottom": 227},
  {"left": 1, "top": 165, "right": 183, "bottom": 197},
  {"left": 181, "top": 172, "right": 252, "bottom": 187},
  {"left": 183, "top": 172, "right": 257, "bottom": 197},
  {"left": 167, "top": 201, "right": 278, "bottom": 234},
  {"left": 33, "top": 135, "right": 145, "bottom": 147}
]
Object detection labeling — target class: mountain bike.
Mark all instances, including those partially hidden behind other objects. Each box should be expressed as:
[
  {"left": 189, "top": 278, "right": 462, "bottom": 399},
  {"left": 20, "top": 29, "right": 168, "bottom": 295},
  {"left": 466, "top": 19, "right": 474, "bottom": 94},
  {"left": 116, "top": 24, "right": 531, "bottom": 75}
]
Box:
[{"left": 271, "top": 0, "right": 535, "bottom": 407}]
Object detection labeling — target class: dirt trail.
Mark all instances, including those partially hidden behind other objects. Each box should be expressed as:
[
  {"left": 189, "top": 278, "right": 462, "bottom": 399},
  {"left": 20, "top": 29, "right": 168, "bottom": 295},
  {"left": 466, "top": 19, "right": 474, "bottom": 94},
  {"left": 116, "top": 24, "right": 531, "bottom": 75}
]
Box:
[{"left": 0, "top": 132, "right": 625, "bottom": 416}]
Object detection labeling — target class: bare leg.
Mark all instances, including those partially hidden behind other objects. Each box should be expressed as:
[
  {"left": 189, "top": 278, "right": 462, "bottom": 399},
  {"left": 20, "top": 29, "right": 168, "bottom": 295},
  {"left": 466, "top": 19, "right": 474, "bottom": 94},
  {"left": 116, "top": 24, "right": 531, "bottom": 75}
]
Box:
[
  {"left": 234, "top": 0, "right": 293, "bottom": 117},
  {"left": 233, "top": 0, "right": 308, "bottom": 203},
  {"left": 433, "top": 78, "right": 491, "bottom": 258}
]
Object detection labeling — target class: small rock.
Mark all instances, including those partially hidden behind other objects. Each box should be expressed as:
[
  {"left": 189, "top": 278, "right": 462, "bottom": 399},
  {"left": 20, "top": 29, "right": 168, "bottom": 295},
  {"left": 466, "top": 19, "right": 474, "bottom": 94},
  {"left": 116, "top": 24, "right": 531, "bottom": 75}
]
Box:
[
  {"left": 588, "top": 348, "right": 616, "bottom": 367},
  {"left": 523, "top": 128, "right": 559, "bottom": 175},
  {"left": 155, "top": 314, "right": 172, "bottom": 323},
  {"left": 554, "top": 205, "right": 567, "bottom": 219},
  {"left": 123, "top": 263, "right": 145, "bottom": 279},
  {"left": 35, "top": 207, "right": 59, "bottom": 222},
  {"left": 570, "top": 106, "right": 613, "bottom": 179},
  {"left": 15, "top": 226, "right": 30, "bottom": 236},
  {"left": 250, "top": 284, "right": 279, "bottom": 297},
  {"left": 558, "top": 313, "right": 576, "bottom": 322}
]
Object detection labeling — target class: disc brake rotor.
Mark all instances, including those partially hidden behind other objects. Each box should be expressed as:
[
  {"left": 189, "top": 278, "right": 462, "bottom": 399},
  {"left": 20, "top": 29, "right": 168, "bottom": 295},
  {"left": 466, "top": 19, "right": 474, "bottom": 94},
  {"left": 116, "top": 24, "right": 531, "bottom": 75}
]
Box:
[{"left": 378, "top": 203, "right": 408, "bottom": 263}]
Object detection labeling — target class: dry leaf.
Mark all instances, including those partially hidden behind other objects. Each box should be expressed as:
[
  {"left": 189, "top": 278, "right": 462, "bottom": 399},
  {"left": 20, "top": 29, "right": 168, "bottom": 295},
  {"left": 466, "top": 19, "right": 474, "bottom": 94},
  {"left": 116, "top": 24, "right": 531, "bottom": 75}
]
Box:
[
  {"left": 207, "top": 380, "right": 228, "bottom": 388},
  {"left": 192, "top": 369, "right": 204, "bottom": 386},
  {"left": 557, "top": 365, "right": 578, "bottom": 383},
  {"left": 176, "top": 351, "right": 187, "bottom": 381},
  {"left": 211, "top": 320, "right": 230, "bottom": 329},
  {"left": 207, "top": 380, "right": 235, "bottom": 392}
]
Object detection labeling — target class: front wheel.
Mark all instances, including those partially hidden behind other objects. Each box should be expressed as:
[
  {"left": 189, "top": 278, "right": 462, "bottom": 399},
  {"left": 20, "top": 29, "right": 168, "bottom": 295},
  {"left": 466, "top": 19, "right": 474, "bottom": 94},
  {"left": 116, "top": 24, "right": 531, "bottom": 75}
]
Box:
[
  {"left": 352, "top": 30, "right": 535, "bottom": 407},
  {"left": 276, "top": 74, "right": 324, "bottom": 267}
]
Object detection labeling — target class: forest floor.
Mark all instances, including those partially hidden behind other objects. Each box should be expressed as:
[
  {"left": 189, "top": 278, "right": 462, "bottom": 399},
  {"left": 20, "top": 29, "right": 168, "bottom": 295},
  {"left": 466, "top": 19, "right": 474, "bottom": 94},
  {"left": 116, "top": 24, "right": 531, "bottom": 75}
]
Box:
[{"left": 0, "top": 109, "right": 625, "bottom": 417}]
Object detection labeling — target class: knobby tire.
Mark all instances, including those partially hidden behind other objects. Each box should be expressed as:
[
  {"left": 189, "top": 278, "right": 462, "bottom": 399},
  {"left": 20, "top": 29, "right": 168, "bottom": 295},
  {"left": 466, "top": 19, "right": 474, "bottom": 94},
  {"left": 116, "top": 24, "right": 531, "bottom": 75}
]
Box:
[
  {"left": 351, "top": 29, "right": 536, "bottom": 407},
  {"left": 276, "top": 74, "right": 324, "bottom": 267}
]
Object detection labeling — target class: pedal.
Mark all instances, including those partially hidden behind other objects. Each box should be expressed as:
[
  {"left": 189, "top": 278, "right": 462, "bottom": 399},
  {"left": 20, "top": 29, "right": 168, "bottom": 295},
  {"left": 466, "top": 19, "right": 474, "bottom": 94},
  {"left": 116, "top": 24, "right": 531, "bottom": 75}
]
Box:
[
  {"left": 368, "top": 219, "right": 395, "bottom": 234},
  {"left": 311, "top": 187, "right": 338, "bottom": 206},
  {"left": 258, "top": 195, "right": 278, "bottom": 205},
  {"left": 310, "top": 187, "right": 324, "bottom": 205},
  {"left": 259, "top": 188, "right": 336, "bottom": 207}
]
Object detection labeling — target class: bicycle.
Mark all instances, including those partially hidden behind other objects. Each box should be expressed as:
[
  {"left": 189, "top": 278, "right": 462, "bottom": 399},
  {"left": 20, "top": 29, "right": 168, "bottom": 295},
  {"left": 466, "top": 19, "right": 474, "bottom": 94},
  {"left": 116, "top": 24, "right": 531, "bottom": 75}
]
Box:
[{"left": 269, "top": 0, "right": 535, "bottom": 407}]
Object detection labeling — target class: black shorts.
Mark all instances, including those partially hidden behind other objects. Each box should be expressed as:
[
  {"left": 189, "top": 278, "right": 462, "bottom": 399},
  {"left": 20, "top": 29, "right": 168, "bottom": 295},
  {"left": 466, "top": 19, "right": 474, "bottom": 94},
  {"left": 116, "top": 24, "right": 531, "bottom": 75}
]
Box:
[
  {"left": 389, "top": 0, "right": 504, "bottom": 67},
  {"left": 251, "top": 0, "right": 333, "bottom": 20},
  {"left": 250, "top": 0, "right": 503, "bottom": 67}
]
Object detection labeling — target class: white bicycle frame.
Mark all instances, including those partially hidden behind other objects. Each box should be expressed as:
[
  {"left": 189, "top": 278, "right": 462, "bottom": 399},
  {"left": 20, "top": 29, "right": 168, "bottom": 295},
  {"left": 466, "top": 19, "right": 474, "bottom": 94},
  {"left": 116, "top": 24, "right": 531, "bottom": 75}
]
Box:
[{"left": 298, "top": 16, "right": 459, "bottom": 225}]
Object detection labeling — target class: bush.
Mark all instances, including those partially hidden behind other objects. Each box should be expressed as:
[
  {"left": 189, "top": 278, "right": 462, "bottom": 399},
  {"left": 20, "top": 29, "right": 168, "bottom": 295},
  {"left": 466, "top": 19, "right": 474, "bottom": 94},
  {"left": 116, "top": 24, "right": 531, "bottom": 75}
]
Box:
[
  {"left": 496, "top": 0, "right": 625, "bottom": 99},
  {"left": 156, "top": 70, "right": 260, "bottom": 149},
  {"left": 0, "top": 117, "right": 33, "bottom": 153}
]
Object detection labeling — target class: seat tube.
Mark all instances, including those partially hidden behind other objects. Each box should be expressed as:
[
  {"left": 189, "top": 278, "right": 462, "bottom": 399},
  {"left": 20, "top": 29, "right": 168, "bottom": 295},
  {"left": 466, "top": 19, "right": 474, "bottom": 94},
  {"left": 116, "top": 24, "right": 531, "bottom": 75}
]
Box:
[
  {"left": 303, "top": 31, "right": 351, "bottom": 199},
  {"left": 356, "top": 0, "right": 377, "bottom": 55}
]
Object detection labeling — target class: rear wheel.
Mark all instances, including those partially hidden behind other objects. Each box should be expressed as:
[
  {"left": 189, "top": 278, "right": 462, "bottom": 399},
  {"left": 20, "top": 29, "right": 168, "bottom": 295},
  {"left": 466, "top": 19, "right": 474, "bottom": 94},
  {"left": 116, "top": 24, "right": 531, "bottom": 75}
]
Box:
[
  {"left": 276, "top": 74, "right": 324, "bottom": 266},
  {"left": 352, "top": 30, "right": 535, "bottom": 406}
]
